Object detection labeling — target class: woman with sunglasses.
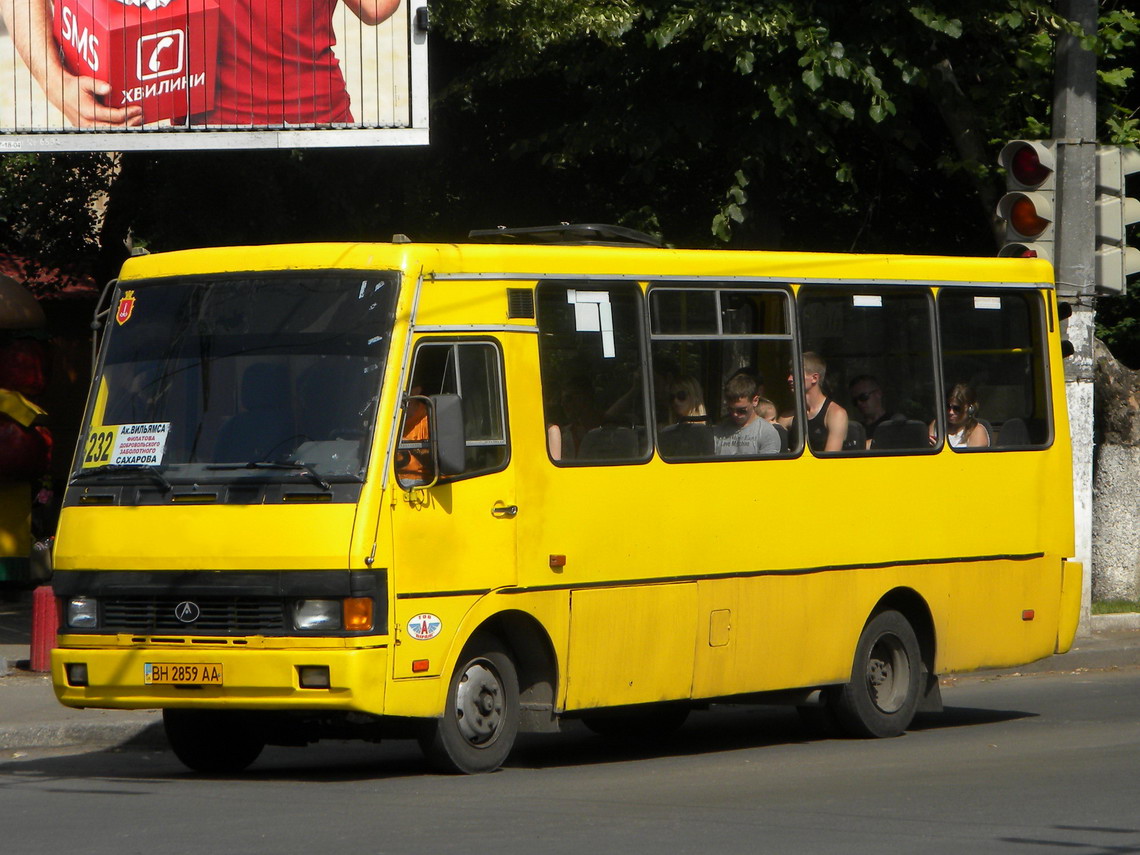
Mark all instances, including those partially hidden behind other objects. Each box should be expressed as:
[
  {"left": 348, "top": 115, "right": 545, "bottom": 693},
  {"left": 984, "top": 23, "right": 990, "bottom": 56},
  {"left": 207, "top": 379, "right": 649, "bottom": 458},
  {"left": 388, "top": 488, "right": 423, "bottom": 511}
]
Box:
[
  {"left": 665, "top": 376, "right": 708, "bottom": 425},
  {"left": 658, "top": 376, "right": 713, "bottom": 457},
  {"left": 938, "top": 383, "right": 990, "bottom": 448}
]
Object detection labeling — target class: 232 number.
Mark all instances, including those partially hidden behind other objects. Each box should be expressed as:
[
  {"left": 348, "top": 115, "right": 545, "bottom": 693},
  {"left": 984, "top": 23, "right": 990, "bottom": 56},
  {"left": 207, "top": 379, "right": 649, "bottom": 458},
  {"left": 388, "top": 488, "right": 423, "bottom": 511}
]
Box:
[{"left": 84, "top": 429, "right": 115, "bottom": 465}]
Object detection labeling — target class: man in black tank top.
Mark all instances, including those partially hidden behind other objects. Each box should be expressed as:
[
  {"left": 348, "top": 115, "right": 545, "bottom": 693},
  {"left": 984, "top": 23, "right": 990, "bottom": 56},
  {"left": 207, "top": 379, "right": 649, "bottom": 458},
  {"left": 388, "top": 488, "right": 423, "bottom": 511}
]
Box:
[{"left": 797, "top": 352, "right": 848, "bottom": 453}]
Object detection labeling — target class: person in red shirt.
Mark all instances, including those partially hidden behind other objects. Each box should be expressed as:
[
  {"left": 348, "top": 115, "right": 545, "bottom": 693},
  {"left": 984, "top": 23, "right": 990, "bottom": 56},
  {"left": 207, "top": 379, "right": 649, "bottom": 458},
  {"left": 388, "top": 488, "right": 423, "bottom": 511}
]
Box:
[{"left": 190, "top": 0, "right": 401, "bottom": 125}]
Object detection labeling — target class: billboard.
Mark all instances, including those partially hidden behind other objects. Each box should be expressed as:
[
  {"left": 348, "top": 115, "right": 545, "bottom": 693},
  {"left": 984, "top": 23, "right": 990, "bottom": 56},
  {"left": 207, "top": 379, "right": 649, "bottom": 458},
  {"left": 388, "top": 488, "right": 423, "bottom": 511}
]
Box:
[{"left": 0, "top": 0, "right": 427, "bottom": 151}]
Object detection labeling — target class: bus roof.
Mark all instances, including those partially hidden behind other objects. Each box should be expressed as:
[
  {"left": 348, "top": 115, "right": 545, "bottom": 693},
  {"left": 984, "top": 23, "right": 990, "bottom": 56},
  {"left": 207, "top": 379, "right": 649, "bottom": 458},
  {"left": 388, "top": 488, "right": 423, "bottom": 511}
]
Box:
[{"left": 118, "top": 241, "right": 1055, "bottom": 288}]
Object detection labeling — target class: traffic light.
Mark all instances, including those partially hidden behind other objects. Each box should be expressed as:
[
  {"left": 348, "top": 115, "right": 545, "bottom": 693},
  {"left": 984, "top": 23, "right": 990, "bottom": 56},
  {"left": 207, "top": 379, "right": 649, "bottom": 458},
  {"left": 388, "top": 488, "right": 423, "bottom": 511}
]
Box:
[
  {"left": 996, "top": 140, "right": 1056, "bottom": 262},
  {"left": 1095, "top": 145, "right": 1140, "bottom": 295}
]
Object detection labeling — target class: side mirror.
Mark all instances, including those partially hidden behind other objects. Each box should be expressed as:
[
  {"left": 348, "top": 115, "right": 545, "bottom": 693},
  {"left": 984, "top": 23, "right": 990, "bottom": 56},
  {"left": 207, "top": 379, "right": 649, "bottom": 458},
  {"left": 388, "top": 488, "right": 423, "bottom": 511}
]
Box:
[
  {"left": 431, "top": 394, "right": 466, "bottom": 477},
  {"left": 396, "top": 394, "right": 465, "bottom": 490}
]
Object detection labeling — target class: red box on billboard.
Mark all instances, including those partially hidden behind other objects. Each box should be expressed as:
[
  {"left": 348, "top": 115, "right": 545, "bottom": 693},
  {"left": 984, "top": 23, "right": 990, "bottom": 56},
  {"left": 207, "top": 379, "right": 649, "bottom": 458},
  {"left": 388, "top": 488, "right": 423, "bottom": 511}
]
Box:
[{"left": 52, "top": 0, "right": 219, "bottom": 124}]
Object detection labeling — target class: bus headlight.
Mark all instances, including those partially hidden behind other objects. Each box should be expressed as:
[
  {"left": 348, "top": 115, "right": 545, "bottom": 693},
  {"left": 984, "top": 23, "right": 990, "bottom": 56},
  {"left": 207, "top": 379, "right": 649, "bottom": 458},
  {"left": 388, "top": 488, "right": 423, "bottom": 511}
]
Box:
[
  {"left": 293, "top": 599, "right": 342, "bottom": 631},
  {"left": 66, "top": 597, "right": 98, "bottom": 629}
]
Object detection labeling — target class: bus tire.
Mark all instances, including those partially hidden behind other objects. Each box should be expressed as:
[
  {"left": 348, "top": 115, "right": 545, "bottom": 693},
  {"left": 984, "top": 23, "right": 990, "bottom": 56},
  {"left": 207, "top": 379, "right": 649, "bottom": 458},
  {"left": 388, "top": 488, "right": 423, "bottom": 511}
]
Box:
[
  {"left": 831, "top": 610, "right": 922, "bottom": 739},
  {"left": 163, "top": 709, "right": 265, "bottom": 773},
  {"left": 419, "top": 634, "right": 520, "bottom": 774}
]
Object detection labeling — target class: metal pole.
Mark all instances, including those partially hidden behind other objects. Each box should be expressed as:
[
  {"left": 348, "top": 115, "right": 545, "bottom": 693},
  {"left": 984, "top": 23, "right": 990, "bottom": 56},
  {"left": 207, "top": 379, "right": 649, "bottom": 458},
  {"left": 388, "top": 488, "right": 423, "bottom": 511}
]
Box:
[{"left": 1053, "top": 0, "right": 1098, "bottom": 634}]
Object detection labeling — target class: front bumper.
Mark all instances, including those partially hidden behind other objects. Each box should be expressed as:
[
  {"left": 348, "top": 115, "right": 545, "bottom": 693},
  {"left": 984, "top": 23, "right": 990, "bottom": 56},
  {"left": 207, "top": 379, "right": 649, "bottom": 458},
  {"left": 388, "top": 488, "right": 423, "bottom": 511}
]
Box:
[{"left": 52, "top": 643, "right": 390, "bottom": 714}]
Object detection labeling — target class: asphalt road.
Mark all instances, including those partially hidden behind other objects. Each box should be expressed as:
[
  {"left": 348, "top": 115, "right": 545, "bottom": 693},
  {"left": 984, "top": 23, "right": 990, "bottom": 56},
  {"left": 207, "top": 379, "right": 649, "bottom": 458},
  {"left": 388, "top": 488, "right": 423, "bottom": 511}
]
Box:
[{"left": 1, "top": 667, "right": 1138, "bottom": 855}]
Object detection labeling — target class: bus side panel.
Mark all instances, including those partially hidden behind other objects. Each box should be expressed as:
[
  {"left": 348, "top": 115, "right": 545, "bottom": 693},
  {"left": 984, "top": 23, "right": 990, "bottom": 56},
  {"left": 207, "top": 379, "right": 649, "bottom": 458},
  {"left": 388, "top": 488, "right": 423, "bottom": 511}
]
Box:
[
  {"left": 564, "top": 584, "right": 697, "bottom": 710},
  {"left": 930, "top": 556, "right": 1064, "bottom": 673},
  {"left": 383, "top": 589, "right": 569, "bottom": 719}
]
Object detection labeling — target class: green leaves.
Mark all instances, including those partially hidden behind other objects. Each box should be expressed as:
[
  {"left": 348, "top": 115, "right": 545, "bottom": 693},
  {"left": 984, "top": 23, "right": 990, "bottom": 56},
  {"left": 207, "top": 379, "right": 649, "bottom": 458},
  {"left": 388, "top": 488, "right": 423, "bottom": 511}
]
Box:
[
  {"left": 908, "top": 5, "right": 963, "bottom": 38},
  {"left": 0, "top": 153, "right": 115, "bottom": 290}
]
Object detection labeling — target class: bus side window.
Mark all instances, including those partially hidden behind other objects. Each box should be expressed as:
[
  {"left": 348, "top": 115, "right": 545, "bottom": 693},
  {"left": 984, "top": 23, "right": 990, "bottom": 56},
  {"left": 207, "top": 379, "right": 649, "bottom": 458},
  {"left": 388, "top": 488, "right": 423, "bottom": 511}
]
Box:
[
  {"left": 938, "top": 291, "right": 1052, "bottom": 450},
  {"left": 799, "top": 286, "right": 939, "bottom": 454},
  {"left": 649, "top": 285, "right": 795, "bottom": 461},
  {"left": 536, "top": 283, "right": 651, "bottom": 465},
  {"left": 397, "top": 340, "right": 508, "bottom": 487}
]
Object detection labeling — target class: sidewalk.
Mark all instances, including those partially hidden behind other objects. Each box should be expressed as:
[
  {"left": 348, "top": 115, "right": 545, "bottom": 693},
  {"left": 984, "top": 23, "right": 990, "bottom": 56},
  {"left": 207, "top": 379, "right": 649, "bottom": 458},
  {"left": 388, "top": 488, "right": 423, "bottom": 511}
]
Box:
[
  {"left": 0, "top": 591, "right": 164, "bottom": 753},
  {"left": 2, "top": 590, "right": 1139, "bottom": 755}
]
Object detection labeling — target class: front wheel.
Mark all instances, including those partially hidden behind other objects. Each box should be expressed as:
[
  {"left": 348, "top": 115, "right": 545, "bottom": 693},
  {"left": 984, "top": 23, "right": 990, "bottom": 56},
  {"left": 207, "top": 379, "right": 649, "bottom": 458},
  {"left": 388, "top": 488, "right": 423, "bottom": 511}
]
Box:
[
  {"left": 163, "top": 709, "right": 265, "bottom": 773},
  {"left": 419, "top": 635, "right": 520, "bottom": 774},
  {"left": 830, "top": 610, "right": 922, "bottom": 739}
]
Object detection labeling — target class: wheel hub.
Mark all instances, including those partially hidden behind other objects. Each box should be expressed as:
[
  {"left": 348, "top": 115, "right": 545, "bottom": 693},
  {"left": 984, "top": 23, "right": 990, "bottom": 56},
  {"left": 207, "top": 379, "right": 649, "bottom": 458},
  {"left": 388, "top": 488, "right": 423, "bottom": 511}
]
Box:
[
  {"left": 866, "top": 636, "right": 908, "bottom": 714},
  {"left": 454, "top": 661, "right": 504, "bottom": 746}
]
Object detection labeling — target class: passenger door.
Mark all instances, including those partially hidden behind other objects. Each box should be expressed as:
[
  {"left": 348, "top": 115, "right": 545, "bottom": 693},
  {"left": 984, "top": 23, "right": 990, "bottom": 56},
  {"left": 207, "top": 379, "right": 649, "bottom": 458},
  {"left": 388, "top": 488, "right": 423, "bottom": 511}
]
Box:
[{"left": 390, "top": 338, "right": 516, "bottom": 677}]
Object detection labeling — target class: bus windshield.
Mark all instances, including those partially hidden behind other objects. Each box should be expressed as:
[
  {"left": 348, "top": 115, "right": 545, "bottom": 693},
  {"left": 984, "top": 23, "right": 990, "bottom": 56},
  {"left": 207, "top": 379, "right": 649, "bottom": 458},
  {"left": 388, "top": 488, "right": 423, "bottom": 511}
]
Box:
[{"left": 74, "top": 271, "right": 399, "bottom": 486}]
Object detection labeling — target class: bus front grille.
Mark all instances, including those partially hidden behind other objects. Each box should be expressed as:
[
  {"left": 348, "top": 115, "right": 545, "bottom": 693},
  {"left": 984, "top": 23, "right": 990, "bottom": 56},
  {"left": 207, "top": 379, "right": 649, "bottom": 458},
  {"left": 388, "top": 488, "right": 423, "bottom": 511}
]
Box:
[{"left": 102, "top": 598, "right": 288, "bottom": 633}]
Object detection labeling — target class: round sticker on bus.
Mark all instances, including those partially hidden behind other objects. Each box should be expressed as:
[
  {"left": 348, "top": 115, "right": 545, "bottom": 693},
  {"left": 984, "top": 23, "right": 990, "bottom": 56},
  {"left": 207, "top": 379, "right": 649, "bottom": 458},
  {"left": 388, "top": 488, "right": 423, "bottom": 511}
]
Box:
[{"left": 407, "top": 613, "right": 442, "bottom": 640}]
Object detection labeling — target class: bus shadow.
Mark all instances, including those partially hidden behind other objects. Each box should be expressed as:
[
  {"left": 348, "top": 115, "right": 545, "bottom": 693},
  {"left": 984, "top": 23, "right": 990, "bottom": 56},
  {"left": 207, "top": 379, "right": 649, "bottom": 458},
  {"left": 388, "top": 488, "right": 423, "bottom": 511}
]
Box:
[
  {"left": 910, "top": 704, "right": 1037, "bottom": 731},
  {"left": 505, "top": 702, "right": 1038, "bottom": 770},
  {"left": 0, "top": 703, "right": 1037, "bottom": 782}
]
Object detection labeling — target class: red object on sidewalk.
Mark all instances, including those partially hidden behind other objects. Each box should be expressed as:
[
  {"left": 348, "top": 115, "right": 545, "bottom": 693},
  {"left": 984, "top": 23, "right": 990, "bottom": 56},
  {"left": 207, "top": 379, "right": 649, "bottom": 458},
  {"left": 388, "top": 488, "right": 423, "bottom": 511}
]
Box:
[{"left": 30, "top": 584, "right": 58, "bottom": 673}]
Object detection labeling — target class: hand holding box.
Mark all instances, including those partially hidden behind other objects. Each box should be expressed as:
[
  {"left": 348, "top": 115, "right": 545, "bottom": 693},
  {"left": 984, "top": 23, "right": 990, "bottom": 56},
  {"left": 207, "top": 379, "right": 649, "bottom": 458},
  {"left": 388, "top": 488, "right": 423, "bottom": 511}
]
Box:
[{"left": 53, "top": 0, "right": 219, "bottom": 125}]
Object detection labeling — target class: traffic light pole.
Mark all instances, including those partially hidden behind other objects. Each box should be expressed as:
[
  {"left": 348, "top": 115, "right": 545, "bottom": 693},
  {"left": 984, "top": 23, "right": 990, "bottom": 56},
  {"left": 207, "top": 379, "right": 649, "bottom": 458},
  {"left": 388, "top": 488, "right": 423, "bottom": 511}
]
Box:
[{"left": 1053, "top": 0, "right": 1097, "bottom": 633}]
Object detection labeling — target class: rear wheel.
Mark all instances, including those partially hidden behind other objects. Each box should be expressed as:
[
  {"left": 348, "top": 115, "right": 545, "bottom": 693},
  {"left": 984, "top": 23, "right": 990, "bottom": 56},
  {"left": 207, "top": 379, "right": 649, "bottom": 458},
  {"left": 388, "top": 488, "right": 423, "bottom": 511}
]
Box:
[
  {"left": 163, "top": 709, "right": 265, "bottom": 773},
  {"left": 831, "top": 610, "right": 922, "bottom": 738},
  {"left": 419, "top": 635, "right": 520, "bottom": 774}
]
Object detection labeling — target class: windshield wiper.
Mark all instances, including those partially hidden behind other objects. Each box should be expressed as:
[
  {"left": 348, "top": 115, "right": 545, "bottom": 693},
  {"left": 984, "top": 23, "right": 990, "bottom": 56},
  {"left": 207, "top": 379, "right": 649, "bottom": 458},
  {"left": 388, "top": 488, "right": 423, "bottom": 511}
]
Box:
[
  {"left": 71, "top": 464, "right": 172, "bottom": 491},
  {"left": 206, "top": 461, "right": 332, "bottom": 491}
]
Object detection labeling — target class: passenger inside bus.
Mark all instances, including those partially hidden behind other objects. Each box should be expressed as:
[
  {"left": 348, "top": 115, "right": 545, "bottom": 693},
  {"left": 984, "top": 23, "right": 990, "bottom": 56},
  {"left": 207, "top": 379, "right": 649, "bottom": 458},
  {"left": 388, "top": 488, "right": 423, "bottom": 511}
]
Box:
[
  {"left": 933, "top": 383, "right": 991, "bottom": 448},
  {"left": 786, "top": 352, "right": 848, "bottom": 453},
  {"left": 848, "top": 375, "right": 890, "bottom": 445},
  {"left": 657, "top": 375, "right": 714, "bottom": 458},
  {"left": 756, "top": 397, "right": 777, "bottom": 423},
  {"left": 713, "top": 372, "right": 781, "bottom": 456},
  {"left": 756, "top": 397, "right": 789, "bottom": 452}
]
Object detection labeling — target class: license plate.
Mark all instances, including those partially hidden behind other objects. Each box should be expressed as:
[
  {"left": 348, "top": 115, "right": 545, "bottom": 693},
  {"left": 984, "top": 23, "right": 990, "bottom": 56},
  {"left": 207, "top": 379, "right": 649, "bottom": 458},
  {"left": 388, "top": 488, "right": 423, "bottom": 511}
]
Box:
[{"left": 144, "top": 663, "right": 223, "bottom": 685}]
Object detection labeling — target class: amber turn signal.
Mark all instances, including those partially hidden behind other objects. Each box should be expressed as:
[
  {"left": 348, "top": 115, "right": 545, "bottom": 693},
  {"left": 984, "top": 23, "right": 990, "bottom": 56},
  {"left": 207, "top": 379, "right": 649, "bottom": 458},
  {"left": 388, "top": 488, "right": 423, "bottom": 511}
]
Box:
[{"left": 344, "top": 597, "right": 374, "bottom": 631}]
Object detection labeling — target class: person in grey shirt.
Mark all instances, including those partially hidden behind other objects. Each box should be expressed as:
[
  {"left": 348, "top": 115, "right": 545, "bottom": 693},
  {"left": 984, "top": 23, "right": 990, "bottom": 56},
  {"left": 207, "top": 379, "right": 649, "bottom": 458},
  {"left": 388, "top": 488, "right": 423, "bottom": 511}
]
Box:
[{"left": 713, "top": 372, "right": 781, "bottom": 456}]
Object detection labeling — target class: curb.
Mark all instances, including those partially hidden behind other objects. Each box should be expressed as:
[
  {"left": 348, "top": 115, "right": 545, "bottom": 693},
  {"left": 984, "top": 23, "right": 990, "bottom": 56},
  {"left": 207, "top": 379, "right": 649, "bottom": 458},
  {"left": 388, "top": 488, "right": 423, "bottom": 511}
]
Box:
[{"left": 1091, "top": 612, "right": 1140, "bottom": 632}]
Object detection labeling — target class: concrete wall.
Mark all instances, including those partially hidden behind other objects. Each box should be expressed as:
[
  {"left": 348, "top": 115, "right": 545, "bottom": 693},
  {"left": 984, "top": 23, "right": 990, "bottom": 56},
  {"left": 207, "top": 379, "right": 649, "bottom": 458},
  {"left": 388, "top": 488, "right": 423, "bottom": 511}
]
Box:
[
  {"left": 1090, "top": 337, "right": 1140, "bottom": 605},
  {"left": 1093, "top": 445, "right": 1140, "bottom": 601}
]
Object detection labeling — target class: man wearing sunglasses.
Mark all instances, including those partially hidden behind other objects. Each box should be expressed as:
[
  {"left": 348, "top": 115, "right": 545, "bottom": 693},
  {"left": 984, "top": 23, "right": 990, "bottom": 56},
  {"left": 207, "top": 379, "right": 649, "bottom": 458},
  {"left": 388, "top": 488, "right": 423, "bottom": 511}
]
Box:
[
  {"left": 848, "top": 375, "right": 890, "bottom": 443},
  {"left": 713, "top": 372, "right": 781, "bottom": 456}
]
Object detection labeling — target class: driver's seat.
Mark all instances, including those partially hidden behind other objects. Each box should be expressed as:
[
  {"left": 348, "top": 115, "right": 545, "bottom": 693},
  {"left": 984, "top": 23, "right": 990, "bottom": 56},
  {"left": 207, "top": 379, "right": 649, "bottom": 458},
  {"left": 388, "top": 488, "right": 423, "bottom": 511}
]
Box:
[{"left": 215, "top": 363, "right": 295, "bottom": 462}]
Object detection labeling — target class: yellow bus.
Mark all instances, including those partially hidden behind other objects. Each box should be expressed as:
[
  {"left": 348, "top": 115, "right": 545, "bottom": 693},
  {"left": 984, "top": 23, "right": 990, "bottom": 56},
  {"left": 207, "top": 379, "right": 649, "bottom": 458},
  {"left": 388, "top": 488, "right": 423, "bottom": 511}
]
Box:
[{"left": 51, "top": 225, "right": 1082, "bottom": 774}]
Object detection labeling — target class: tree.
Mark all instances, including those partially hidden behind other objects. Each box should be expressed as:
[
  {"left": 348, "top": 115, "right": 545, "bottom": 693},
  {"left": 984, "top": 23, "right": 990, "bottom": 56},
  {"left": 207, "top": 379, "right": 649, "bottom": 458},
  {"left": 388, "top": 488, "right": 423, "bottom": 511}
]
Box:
[
  {"left": 0, "top": 153, "right": 114, "bottom": 291},
  {"left": 427, "top": 0, "right": 1137, "bottom": 251}
]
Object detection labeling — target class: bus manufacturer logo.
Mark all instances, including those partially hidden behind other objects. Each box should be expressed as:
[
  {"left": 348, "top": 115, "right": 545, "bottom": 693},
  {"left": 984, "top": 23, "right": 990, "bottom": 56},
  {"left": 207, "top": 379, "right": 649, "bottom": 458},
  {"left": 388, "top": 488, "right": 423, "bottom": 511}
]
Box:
[
  {"left": 407, "top": 613, "right": 441, "bottom": 640},
  {"left": 174, "top": 601, "right": 201, "bottom": 623}
]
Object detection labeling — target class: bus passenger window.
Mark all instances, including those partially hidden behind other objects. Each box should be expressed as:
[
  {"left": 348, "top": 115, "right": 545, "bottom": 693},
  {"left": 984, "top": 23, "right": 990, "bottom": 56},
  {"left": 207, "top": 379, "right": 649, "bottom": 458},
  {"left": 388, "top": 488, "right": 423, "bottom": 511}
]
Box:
[
  {"left": 938, "top": 291, "right": 1051, "bottom": 450},
  {"left": 649, "top": 285, "right": 794, "bottom": 462},
  {"left": 536, "top": 283, "right": 651, "bottom": 465},
  {"left": 397, "top": 341, "right": 508, "bottom": 487},
  {"left": 799, "top": 287, "right": 939, "bottom": 455}
]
